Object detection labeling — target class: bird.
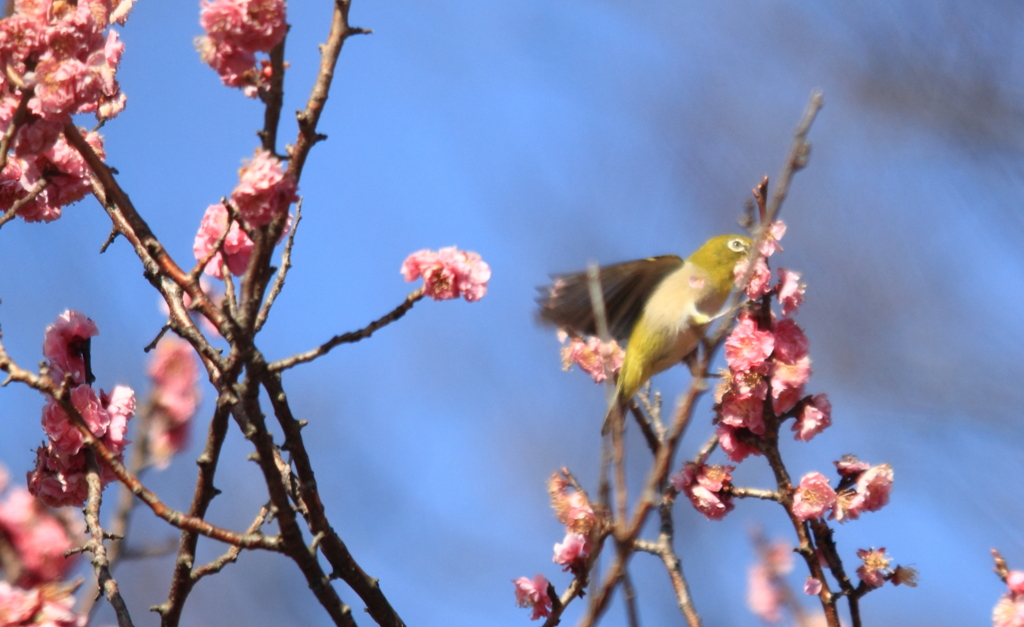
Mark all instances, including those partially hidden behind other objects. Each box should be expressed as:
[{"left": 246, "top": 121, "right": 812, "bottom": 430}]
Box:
[{"left": 537, "top": 234, "right": 753, "bottom": 434}]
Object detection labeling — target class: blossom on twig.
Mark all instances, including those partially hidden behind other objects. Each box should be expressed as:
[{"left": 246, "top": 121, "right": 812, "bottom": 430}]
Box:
[
  {"left": 671, "top": 462, "right": 735, "bottom": 521},
  {"left": 559, "top": 335, "right": 623, "bottom": 384},
  {"left": 401, "top": 247, "right": 491, "bottom": 302},
  {"left": 512, "top": 574, "right": 552, "bottom": 620},
  {"left": 197, "top": 0, "right": 287, "bottom": 97}
]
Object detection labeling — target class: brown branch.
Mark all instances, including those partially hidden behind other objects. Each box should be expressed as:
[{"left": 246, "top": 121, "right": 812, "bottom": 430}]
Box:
[
  {"left": 727, "top": 486, "right": 781, "bottom": 501},
  {"left": 259, "top": 38, "right": 286, "bottom": 155},
  {"left": 0, "top": 346, "right": 279, "bottom": 551},
  {"left": 254, "top": 198, "right": 301, "bottom": 333},
  {"left": 261, "top": 369, "right": 408, "bottom": 627},
  {"left": 632, "top": 493, "right": 703, "bottom": 626},
  {"left": 230, "top": 373, "right": 355, "bottom": 627},
  {"left": 62, "top": 122, "right": 232, "bottom": 363},
  {"left": 79, "top": 398, "right": 153, "bottom": 620},
  {"left": 267, "top": 288, "right": 424, "bottom": 372},
  {"left": 0, "top": 87, "right": 31, "bottom": 174},
  {"left": 157, "top": 400, "right": 233, "bottom": 627},
  {"left": 192, "top": 506, "right": 269, "bottom": 581},
  {"left": 0, "top": 178, "right": 49, "bottom": 229},
  {"left": 82, "top": 450, "right": 135, "bottom": 627}
]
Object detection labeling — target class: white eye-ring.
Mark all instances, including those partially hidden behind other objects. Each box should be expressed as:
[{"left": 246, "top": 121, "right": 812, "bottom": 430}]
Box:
[{"left": 728, "top": 238, "right": 748, "bottom": 252}]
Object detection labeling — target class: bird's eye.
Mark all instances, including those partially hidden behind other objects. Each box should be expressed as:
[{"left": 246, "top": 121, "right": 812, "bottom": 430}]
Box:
[{"left": 728, "top": 238, "right": 747, "bottom": 252}]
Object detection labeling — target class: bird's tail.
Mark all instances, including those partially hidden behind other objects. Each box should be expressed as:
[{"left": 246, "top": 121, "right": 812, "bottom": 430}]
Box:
[{"left": 601, "top": 396, "right": 629, "bottom": 436}]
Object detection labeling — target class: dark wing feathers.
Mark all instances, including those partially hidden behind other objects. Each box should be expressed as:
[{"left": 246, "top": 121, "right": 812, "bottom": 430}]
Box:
[{"left": 536, "top": 255, "right": 685, "bottom": 341}]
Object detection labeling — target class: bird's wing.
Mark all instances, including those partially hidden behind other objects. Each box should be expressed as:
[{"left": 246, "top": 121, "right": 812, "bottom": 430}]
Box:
[{"left": 536, "top": 255, "right": 685, "bottom": 341}]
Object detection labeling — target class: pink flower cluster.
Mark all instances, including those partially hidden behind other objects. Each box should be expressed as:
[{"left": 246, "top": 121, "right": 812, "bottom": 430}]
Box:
[
  {"left": 994, "top": 571, "right": 1024, "bottom": 627},
  {"left": 0, "top": 581, "right": 84, "bottom": 627},
  {"left": 547, "top": 474, "right": 596, "bottom": 573},
  {"left": 0, "top": 483, "right": 77, "bottom": 587},
  {"left": 146, "top": 337, "right": 202, "bottom": 469},
  {"left": 192, "top": 151, "right": 295, "bottom": 279},
  {"left": 401, "top": 247, "right": 491, "bottom": 302},
  {"left": 231, "top": 149, "right": 297, "bottom": 227},
  {"left": 671, "top": 461, "right": 735, "bottom": 521},
  {"left": 197, "top": 0, "right": 287, "bottom": 97},
  {"left": 28, "top": 311, "right": 134, "bottom": 508},
  {"left": 714, "top": 221, "right": 825, "bottom": 462},
  {"left": 747, "top": 540, "right": 794, "bottom": 624},
  {"left": 0, "top": 0, "right": 124, "bottom": 223},
  {"left": 511, "top": 475, "right": 597, "bottom": 619},
  {"left": 512, "top": 574, "right": 552, "bottom": 621},
  {"left": 559, "top": 335, "right": 624, "bottom": 384},
  {"left": 790, "top": 457, "right": 894, "bottom": 523}
]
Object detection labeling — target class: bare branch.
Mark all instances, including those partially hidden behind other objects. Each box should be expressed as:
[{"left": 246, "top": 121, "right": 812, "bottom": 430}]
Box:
[{"left": 268, "top": 288, "right": 424, "bottom": 372}]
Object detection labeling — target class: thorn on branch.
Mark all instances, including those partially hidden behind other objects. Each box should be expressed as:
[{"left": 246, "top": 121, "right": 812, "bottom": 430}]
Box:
[
  {"left": 143, "top": 324, "right": 171, "bottom": 353},
  {"left": 99, "top": 225, "right": 120, "bottom": 253}
]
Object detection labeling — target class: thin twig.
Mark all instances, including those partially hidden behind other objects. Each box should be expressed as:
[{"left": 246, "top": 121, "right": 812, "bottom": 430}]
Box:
[
  {"left": 254, "top": 198, "right": 301, "bottom": 333},
  {"left": 0, "top": 345, "right": 278, "bottom": 550},
  {"left": 192, "top": 506, "right": 269, "bottom": 581},
  {"left": 622, "top": 569, "right": 640, "bottom": 627},
  {"left": 728, "top": 486, "right": 781, "bottom": 501},
  {"left": 82, "top": 450, "right": 135, "bottom": 627},
  {"left": 261, "top": 369, "right": 408, "bottom": 627},
  {"left": 267, "top": 288, "right": 424, "bottom": 372},
  {"left": 0, "top": 88, "right": 31, "bottom": 173},
  {"left": 0, "top": 179, "right": 49, "bottom": 229}
]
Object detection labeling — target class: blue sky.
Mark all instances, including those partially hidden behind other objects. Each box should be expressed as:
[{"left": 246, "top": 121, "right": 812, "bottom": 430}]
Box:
[{"left": 1, "top": 1, "right": 1023, "bottom": 625}]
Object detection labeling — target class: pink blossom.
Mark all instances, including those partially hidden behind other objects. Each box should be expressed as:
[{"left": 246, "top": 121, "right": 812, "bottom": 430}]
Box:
[
  {"left": 770, "top": 356, "right": 810, "bottom": 414},
  {"left": 853, "top": 463, "right": 894, "bottom": 513},
  {"left": 100, "top": 385, "right": 135, "bottom": 456},
  {"left": 994, "top": 595, "right": 1024, "bottom": 627},
  {"left": 792, "top": 394, "right": 831, "bottom": 441},
  {"left": 1009, "top": 572, "right": 1024, "bottom": 596},
  {"left": 747, "top": 565, "right": 783, "bottom": 624},
  {"left": 548, "top": 478, "right": 597, "bottom": 535},
  {"left": 199, "top": 0, "right": 287, "bottom": 95},
  {"left": 200, "top": 0, "right": 287, "bottom": 54},
  {"left": 856, "top": 548, "right": 891, "bottom": 588},
  {"left": 552, "top": 532, "right": 589, "bottom": 570},
  {"left": 671, "top": 462, "right": 735, "bottom": 521},
  {"left": 193, "top": 202, "right": 254, "bottom": 278},
  {"left": 42, "top": 310, "right": 98, "bottom": 385},
  {"left": 26, "top": 446, "right": 89, "bottom": 508},
  {"left": 41, "top": 386, "right": 108, "bottom": 456},
  {"left": 804, "top": 576, "right": 822, "bottom": 596},
  {"left": 15, "top": 130, "right": 105, "bottom": 223},
  {"left": 762, "top": 540, "right": 794, "bottom": 575},
  {"left": 735, "top": 255, "right": 772, "bottom": 299},
  {"left": 792, "top": 472, "right": 836, "bottom": 521},
  {"left": 720, "top": 390, "right": 765, "bottom": 436},
  {"left": 0, "top": 487, "right": 77, "bottom": 586},
  {"left": 758, "top": 221, "right": 787, "bottom": 257},
  {"left": 724, "top": 314, "right": 774, "bottom": 373},
  {"left": 147, "top": 337, "right": 202, "bottom": 469},
  {"left": 401, "top": 247, "right": 491, "bottom": 302},
  {"left": 834, "top": 455, "right": 870, "bottom": 477},
  {"left": 771, "top": 318, "right": 809, "bottom": 363},
  {"left": 560, "top": 336, "right": 623, "bottom": 384},
  {"left": 512, "top": 574, "right": 552, "bottom": 620},
  {"left": 834, "top": 462, "right": 894, "bottom": 522},
  {"left": 197, "top": 37, "right": 259, "bottom": 94},
  {"left": 0, "top": 581, "right": 85, "bottom": 627},
  {"left": 716, "top": 424, "right": 761, "bottom": 462},
  {"left": 777, "top": 268, "right": 805, "bottom": 316},
  {"left": 230, "top": 149, "right": 298, "bottom": 227}
]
